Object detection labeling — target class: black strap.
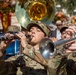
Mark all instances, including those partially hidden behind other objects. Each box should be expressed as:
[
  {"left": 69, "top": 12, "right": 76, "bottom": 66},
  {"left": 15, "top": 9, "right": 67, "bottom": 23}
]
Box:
[{"left": 56, "top": 56, "right": 67, "bottom": 75}]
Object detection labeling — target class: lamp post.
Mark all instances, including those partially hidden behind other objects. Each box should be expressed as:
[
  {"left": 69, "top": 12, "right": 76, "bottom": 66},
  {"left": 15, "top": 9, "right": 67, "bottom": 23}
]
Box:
[
  {"left": 73, "top": 8, "right": 76, "bottom": 15},
  {"left": 56, "top": 4, "right": 61, "bottom": 13}
]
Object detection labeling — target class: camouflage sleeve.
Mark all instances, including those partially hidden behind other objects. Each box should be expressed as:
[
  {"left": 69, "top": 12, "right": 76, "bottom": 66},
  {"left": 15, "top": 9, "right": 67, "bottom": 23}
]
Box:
[
  {"left": 0, "top": 59, "right": 17, "bottom": 75},
  {"left": 47, "top": 55, "right": 67, "bottom": 75},
  {"left": 0, "top": 43, "right": 17, "bottom": 74},
  {"left": 0, "top": 54, "right": 26, "bottom": 75},
  {"left": 66, "top": 52, "right": 76, "bottom": 75}
]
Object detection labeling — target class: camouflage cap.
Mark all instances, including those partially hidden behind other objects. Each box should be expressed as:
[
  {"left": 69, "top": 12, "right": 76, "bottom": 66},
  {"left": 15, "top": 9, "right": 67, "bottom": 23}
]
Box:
[
  {"left": 8, "top": 25, "right": 21, "bottom": 32},
  {"left": 27, "top": 21, "right": 50, "bottom": 36},
  {"left": 60, "top": 26, "right": 68, "bottom": 33}
]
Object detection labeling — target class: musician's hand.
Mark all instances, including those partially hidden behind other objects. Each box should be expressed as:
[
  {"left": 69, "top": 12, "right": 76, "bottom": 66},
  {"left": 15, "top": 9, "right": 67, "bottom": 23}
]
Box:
[
  {"left": 16, "top": 32, "right": 27, "bottom": 48},
  {"left": 68, "top": 25, "right": 76, "bottom": 33},
  {"left": 49, "top": 37, "right": 58, "bottom": 42},
  {"left": 0, "top": 33, "right": 14, "bottom": 56},
  {"left": 64, "top": 40, "right": 76, "bottom": 52},
  {"left": 65, "top": 25, "right": 76, "bottom": 37}
]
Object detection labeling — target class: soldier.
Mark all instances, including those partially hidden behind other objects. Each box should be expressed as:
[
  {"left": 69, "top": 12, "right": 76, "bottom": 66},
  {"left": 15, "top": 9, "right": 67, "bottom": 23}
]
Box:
[
  {"left": 0, "top": 21, "right": 51, "bottom": 75},
  {"left": 51, "top": 25, "right": 76, "bottom": 75}
]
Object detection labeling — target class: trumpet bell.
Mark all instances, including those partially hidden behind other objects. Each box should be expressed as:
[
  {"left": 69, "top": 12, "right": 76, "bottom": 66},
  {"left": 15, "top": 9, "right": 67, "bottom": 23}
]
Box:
[
  {"left": 39, "top": 38, "right": 56, "bottom": 59},
  {"left": 39, "top": 37, "right": 76, "bottom": 59},
  {"left": 15, "top": 0, "right": 56, "bottom": 29}
]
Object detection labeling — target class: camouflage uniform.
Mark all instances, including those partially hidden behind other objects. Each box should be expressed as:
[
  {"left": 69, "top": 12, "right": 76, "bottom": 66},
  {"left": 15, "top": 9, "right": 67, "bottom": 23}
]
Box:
[
  {"left": 0, "top": 44, "right": 48, "bottom": 75},
  {"left": 47, "top": 49, "right": 76, "bottom": 75},
  {"left": 65, "top": 52, "right": 76, "bottom": 75},
  {"left": 0, "top": 22, "right": 50, "bottom": 75},
  {"left": 17, "top": 44, "right": 48, "bottom": 75},
  {"left": 1, "top": 44, "right": 76, "bottom": 75}
]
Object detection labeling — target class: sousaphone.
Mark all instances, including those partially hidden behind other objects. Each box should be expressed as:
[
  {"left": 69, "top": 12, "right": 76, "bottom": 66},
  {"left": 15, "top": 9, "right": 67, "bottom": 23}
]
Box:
[{"left": 15, "top": 0, "right": 56, "bottom": 29}]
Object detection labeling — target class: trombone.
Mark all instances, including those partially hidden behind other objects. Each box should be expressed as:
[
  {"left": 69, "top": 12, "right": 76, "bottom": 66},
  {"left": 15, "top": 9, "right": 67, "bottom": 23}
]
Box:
[{"left": 39, "top": 37, "right": 76, "bottom": 59}]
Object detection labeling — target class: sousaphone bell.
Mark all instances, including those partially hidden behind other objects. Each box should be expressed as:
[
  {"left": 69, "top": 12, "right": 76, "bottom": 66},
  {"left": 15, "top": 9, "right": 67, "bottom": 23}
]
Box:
[{"left": 15, "top": 0, "right": 56, "bottom": 29}]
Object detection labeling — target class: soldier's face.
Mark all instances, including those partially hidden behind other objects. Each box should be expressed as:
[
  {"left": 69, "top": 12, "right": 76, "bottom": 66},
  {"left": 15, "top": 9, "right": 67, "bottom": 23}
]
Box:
[
  {"left": 28, "top": 26, "right": 45, "bottom": 45},
  {"left": 61, "top": 30, "right": 72, "bottom": 40}
]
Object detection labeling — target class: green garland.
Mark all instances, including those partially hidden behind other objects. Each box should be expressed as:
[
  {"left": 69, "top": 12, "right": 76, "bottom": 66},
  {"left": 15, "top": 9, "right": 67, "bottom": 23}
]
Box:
[{"left": 55, "top": 0, "right": 76, "bottom": 15}]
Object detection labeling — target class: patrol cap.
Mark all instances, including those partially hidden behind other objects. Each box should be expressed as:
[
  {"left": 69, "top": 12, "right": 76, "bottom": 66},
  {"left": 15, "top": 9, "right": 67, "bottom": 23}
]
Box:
[
  {"left": 27, "top": 21, "right": 50, "bottom": 36},
  {"left": 60, "top": 26, "right": 68, "bottom": 33},
  {"left": 8, "top": 25, "right": 21, "bottom": 32}
]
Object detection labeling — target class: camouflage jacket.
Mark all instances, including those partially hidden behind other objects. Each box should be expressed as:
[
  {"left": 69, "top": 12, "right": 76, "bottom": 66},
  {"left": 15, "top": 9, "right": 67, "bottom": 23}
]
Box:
[
  {"left": 0, "top": 44, "right": 76, "bottom": 75},
  {"left": 0, "top": 45, "right": 48, "bottom": 75}
]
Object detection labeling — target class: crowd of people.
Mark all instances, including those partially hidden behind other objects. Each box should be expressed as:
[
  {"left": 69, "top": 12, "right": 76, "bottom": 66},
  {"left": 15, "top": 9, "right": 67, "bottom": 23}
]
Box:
[{"left": 0, "top": 5, "right": 76, "bottom": 75}]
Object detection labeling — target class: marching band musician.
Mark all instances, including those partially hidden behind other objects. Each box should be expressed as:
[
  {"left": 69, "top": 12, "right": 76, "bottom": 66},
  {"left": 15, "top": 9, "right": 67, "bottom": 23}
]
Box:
[
  {"left": 0, "top": 21, "right": 76, "bottom": 75},
  {"left": 58, "top": 25, "right": 76, "bottom": 75},
  {"left": 0, "top": 21, "right": 51, "bottom": 75},
  {"left": 46, "top": 25, "right": 76, "bottom": 75}
]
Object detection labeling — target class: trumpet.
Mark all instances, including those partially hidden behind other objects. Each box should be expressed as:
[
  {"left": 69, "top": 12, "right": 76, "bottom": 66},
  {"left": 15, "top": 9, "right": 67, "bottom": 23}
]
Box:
[
  {"left": 39, "top": 38, "right": 76, "bottom": 59},
  {"left": 0, "top": 32, "right": 30, "bottom": 41}
]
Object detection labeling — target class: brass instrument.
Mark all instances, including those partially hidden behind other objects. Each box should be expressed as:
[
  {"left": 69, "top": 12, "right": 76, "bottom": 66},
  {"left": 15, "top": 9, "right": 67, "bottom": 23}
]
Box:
[
  {"left": 0, "top": 32, "right": 30, "bottom": 41},
  {"left": 15, "top": 0, "right": 56, "bottom": 28},
  {"left": 39, "top": 38, "right": 76, "bottom": 59},
  {"left": 15, "top": 0, "right": 56, "bottom": 58}
]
